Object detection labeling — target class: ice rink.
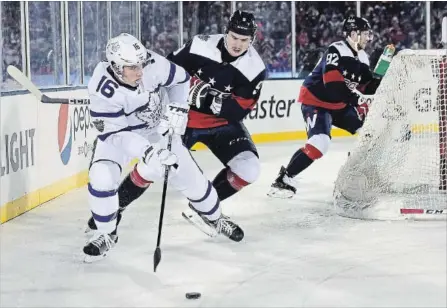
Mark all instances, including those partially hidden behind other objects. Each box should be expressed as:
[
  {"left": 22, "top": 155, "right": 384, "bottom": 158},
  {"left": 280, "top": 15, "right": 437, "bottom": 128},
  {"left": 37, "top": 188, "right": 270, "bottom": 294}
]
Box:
[{"left": 1, "top": 138, "right": 446, "bottom": 307}]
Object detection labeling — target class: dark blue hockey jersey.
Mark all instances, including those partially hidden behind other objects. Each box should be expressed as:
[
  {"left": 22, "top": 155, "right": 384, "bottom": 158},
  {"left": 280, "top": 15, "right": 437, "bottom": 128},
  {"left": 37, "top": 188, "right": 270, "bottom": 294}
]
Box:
[
  {"left": 299, "top": 40, "right": 374, "bottom": 110},
  {"left": 167, "top": 34, "right": 266, "bottom": 128}
]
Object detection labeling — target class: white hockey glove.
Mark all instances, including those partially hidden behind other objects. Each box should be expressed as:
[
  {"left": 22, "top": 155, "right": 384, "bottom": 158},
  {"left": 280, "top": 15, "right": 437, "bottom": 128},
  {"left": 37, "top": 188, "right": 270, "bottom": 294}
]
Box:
[
  {"left": 158, "top": 102, "right": 190, "bottom": 136},
  {"left": 142, "top": 143, "right": 178, "bottom": 166},
  {"left": 188, "top": 76, "right": 210, "bottom": 109},
  {"left": 208, "top": 88, "right": 230, "bottom": 116},
  {"left": 210, "top": 96, "right": 223, "bottom": 115}
]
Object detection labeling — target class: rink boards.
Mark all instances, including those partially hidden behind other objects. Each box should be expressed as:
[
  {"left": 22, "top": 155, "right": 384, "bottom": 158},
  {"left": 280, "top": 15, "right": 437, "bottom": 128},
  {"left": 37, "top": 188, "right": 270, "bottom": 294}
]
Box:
[{"left": 0, "top": 80, "right": 353, "bottom": 223}]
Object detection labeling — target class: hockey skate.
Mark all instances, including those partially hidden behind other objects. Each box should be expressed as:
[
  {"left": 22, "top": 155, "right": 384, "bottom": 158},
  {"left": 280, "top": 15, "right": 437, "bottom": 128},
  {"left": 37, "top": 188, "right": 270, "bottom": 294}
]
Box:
[
  {"left": 83, "top": 232, "right": 118, "bottom": 263},
  {"left": 267, "top": 166, "right": 297, "bottom": 199},
  {"left": 182, "top": 205, "right": 244, "bottom": 242}
]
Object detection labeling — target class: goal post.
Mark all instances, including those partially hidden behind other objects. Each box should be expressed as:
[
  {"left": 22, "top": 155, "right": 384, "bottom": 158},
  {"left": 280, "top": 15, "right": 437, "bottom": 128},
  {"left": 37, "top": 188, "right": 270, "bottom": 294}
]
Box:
[{"left": 333, "top": 49, "right": 447, "bottom": 220}]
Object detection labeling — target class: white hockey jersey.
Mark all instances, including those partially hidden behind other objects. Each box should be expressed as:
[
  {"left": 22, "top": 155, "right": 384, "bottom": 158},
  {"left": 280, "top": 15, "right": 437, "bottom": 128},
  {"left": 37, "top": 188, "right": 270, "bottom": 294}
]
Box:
[{"left": 87, "top": 51, "right": 190, "bottom": 158}]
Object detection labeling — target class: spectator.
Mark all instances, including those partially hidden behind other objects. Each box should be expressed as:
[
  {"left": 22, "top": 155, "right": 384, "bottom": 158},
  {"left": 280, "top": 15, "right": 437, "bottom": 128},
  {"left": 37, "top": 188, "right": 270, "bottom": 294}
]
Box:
[{"left": 1, "top": 1, "right": 446, "bottom": 92}]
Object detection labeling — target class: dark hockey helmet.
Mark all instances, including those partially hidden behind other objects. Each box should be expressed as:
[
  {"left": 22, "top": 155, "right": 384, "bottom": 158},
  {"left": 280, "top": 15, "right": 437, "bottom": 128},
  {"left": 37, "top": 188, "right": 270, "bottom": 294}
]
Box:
[
  {"left": 343, "top": 16, "right": 372, "bottom": 36},
  {"left": 226, "top": 10, "right": 257, "bottom": 39}
]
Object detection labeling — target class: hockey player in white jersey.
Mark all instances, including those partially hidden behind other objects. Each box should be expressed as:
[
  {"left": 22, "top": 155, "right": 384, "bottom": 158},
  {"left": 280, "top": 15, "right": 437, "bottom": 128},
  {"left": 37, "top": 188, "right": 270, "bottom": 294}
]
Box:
[{"left": 84, "top": 33, "right": 244, "bottom": 262}]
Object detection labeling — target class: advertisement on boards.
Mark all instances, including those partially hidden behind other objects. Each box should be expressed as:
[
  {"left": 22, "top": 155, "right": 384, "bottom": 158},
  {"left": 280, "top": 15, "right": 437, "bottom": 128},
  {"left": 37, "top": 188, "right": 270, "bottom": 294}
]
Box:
[
  {"left": 244, "top": 80, "right": 305, "bottom": 134},
  {"left": 0, "top": 128, "right": 36, "bottom": 177},
  {"left": 0, "top": 95, "right": 39, "bottom": 206},
  {"left": 37, "top": 89, "right": 95, "bottom": 187},
  {"left": 57, "top": 103, "right": 95, "bottom": 166}
]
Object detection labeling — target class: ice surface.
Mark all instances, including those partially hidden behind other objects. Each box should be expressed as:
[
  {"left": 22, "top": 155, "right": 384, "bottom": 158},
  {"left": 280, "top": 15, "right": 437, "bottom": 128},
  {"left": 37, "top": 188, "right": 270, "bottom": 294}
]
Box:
[{"left": 1, "top": 138, "right": 446, "bottom": 307}]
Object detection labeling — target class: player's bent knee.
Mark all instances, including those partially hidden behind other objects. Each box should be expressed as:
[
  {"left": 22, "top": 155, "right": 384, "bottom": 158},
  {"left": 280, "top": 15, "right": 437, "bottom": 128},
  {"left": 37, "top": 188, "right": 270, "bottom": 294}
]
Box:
[
  {"left": 305, "top": 134, "right": 331, "bottom": 160},
  {"left": 89, "top": 161, "right": 121, "bottom": 192},
  {"left": 227, "top": 151, "right": 260, "bottom": 184}
]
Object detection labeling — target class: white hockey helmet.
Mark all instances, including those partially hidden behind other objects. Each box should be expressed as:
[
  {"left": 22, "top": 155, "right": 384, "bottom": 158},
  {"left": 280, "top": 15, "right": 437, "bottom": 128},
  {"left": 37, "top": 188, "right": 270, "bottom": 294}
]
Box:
[{"left": 106, "top": 33, "right": 148, "bottom": 80}]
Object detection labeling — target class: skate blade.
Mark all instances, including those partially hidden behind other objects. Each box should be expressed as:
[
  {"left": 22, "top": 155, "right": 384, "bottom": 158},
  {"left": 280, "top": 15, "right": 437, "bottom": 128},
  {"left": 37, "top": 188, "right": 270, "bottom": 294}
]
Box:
[
  {"left": 84, "top": 226, "right": 94, "bottom": 234},
  {"left": 83, "top": 253, "right": 108, "bottom": 263},
  {"left": 267, "top": 187, "right": 295, "bottom": 199},
  {"left": 182, "top": 210, "right": 218, "bottom": 238}
]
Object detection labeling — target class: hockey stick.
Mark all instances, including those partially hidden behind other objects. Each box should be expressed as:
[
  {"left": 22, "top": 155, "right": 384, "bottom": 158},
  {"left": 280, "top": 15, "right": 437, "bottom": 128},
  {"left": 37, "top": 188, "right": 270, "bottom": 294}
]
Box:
[
  {"left": 6, "top": 65, "right": 90, "bottom": 105},
  {"left": 153, "top": 131, "right": 173, "bottom": 272},
  {"left": 439, "top": 17, "right": 447, "bottom": 190}
]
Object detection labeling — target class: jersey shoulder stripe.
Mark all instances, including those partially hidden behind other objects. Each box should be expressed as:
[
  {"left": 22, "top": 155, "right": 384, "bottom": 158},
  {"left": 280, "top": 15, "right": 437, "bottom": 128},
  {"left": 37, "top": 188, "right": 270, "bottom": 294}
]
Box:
[
  {"left": 329, "top": 40, "right": 354, "bottom": 57},
  {"left": 189, "top": 34, "right": 224, "bottom": 63},
  {"left": 358, "top": 50, "right": 370, "bottom": 66},
  {"left": 231, "top": 46, "right": 265, "bottom": 82},
  {"left": 189, "top": 33, "right": 265, "bottom": 82},
  {"left": 329, "top": 40, "right": 370, "bottom": 66}
]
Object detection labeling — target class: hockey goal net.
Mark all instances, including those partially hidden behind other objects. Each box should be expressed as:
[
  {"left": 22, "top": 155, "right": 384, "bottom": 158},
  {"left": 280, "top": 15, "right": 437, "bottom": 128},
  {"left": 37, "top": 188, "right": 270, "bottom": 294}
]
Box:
[{"left": 333, "top": 49, "right": 447, "bottom": 220}]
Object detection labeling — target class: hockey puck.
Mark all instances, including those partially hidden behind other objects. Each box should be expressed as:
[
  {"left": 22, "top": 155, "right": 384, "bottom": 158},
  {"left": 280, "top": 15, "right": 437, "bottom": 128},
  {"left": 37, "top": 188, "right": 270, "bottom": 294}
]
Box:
[{"left": 185, "top": 292, "right": 201, "bottom": 299}]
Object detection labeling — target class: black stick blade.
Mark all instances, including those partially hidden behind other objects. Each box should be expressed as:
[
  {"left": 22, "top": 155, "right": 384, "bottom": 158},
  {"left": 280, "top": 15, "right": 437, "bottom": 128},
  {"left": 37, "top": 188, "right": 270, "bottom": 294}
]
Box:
[{"left": 153, "top": 247, "right": 161, "bottom": 272}]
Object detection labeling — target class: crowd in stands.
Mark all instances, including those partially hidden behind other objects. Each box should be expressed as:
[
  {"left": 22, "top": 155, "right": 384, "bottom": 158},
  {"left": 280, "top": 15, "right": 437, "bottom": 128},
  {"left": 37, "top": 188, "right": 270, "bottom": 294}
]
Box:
[
  {"left": 140, "top": 2, "right": 179, "bottom": 57},
  {"left": 2, "top": 1, "right": 446, "bottom": 90},
  {"left": 1, "top": 1, "right": 22, "bottom": 90}
]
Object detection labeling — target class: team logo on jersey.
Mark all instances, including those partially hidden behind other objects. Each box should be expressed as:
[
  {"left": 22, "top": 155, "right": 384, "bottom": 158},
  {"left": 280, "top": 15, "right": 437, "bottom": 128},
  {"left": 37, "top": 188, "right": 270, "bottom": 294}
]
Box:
[
  {"left": 345, "top": 79, "right": 359, "bottom": 91},
  {"left": 135, "top": 92, "right": 163, "bottom": 129},
  {"left": 57, "top": 105, "right": 72, "bottom": 165}
]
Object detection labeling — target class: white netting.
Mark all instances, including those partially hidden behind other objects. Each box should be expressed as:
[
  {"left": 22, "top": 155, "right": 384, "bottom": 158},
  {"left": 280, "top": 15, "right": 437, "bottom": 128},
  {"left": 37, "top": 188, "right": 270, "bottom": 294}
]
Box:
[{"left": 334, "top": 49, "right": 447, "bottom": 220}]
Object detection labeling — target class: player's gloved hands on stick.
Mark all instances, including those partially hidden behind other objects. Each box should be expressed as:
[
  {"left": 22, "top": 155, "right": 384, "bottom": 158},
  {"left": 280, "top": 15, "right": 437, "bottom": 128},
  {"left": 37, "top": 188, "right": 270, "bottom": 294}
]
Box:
[
  {"left": 143, "top": 143, "right": 178, "bottom": 166},
  {"left": 158, "top": 102, "right": 189, "bottom": 136}
]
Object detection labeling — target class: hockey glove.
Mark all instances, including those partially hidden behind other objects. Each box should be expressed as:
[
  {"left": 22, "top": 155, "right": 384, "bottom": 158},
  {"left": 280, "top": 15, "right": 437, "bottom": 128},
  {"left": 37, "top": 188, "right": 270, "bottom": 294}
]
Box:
[
  {"left": 362, "top": 77, "right": 382, "bottom": 95},
  {"left": 208, "top": 88, "right": 230, "bottom": 116},
  {"left": 210, "top": 96, "right": 223, "bottom": 115},
  {"left": 355, "top": 95, "right": 374, "bottom": 121},
  {"left": 355, "top": 102, "right": 369, "bottom": 121},
  {"left": 188, "top": 76, "right": 210, "bottom": 108},
  {"left": 143, "top": 143, "right": 178, "bottom": 166},
  {"left": 158, "top": 102, "right": 190, "bottom": 136}
]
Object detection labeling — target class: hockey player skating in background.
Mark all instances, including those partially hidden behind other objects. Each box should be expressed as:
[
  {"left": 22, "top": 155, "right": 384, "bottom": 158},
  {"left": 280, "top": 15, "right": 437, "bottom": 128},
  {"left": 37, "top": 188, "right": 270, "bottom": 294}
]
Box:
[
  {"left": 84, "top": 33, "right": 243, "bottom": 262},
  {"left": 268, "top": 16, "right": 383, "bottom": 198},
  {"left": 167, "top": 10, "right": 266, "bottom": 211}
]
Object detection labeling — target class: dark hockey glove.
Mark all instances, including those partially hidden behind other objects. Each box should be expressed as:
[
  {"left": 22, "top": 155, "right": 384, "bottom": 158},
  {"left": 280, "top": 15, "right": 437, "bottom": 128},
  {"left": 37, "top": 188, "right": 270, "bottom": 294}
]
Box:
[
  {"left": 188, "top": 76, "right": 210, "bottom": 109},
  {"left": 363, "top": 77, "right": 382, "bottom": 95}
]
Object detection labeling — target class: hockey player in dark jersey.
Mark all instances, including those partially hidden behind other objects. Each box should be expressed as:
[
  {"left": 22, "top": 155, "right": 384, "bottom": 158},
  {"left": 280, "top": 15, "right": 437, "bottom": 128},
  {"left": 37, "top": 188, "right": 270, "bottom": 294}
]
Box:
[
  {"left": 268, "top": 16, "right": 381, "bottom": 198},
  {"left": 167, "top": 10, "right": 266, "bottom": 208}
]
